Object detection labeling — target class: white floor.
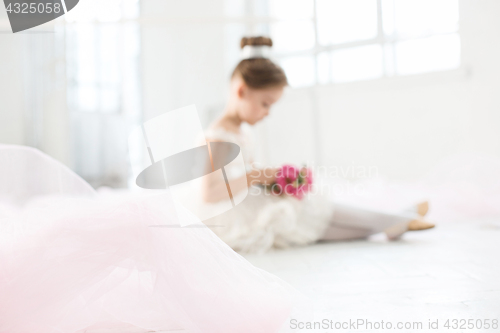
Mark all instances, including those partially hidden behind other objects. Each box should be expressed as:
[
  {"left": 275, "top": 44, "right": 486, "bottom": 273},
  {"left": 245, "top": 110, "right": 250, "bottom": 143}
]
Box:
[
  {"left": 244, "top": 218, "right": 500, "bottom": 332},
  {"left": 82, "top": 218, "right": 500, "bottom": 333}
]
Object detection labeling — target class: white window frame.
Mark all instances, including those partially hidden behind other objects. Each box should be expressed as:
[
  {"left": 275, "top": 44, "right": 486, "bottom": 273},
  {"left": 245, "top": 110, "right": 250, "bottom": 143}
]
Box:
[{"left": 238, "top": 0, "right": 462, "bottom": 87}]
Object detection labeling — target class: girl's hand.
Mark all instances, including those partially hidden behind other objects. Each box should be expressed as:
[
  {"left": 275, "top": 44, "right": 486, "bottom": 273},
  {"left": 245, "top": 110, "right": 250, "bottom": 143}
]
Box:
[{"left": 248, "top": 167, "right": 278, "bottom": 186}]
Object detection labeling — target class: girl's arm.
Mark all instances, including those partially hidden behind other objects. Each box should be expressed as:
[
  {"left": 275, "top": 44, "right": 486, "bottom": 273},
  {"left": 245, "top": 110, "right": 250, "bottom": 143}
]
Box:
[{"left": 201, "top": 166, "right": 278, "bottom": 203}]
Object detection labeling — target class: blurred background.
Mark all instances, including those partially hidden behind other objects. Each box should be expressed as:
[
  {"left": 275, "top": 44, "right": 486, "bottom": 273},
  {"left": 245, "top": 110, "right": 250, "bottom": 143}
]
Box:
[{"left": 0, "top": 0, "right": 498, "bottom": 189}]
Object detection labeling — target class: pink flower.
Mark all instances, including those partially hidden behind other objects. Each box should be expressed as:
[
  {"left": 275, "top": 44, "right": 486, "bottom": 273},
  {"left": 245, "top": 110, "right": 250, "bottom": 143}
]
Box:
[
  {"left": 280, "top": 164, "right": 299, "bottom": 181},
  {"left": 272, "top": 165, "right": 313, "bottom": 200}
]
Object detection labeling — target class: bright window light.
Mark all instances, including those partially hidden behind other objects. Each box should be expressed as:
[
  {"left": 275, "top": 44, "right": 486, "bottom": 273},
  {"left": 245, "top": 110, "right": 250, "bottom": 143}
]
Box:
[
  {"left": 65, "top": 0, "right": 125, "bottom": 22},
  {"left": 316, "top": 0, "right": 378, "bottom": 45},
  {"left": 67, "top": 0, "right": 140, "bottom": 113},
  {"left": 383, "top": 0, "right": 459, "bottom": 39},
  {"left": 331, "top": 44, "right": 384, "bottom": 83},
  {"left": 224, "top": 0, "right": 461, "bottom": 87},
  {"left": 280, "top": 56, "right": 316, "bottom": 87},
  {"left": 270, "top": 21, "right": 316, "bottom": 53},
  {"left": 76, "top": 85, "right": 98, "bottom": 111},
  {"left": 101, "top": 88, "right": 120, "bottom": 113},
  {"left": 395, "top": 33, "right": 461, "bottom": 75},
  {"left": 269, "top": 0, "right": 314, "bottom": 19}
]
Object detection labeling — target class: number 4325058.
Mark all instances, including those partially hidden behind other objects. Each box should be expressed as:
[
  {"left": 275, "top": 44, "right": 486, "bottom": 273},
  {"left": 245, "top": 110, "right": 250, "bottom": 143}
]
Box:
[{"left": 6, "top": 2, "right": 62, "bottom": 14}]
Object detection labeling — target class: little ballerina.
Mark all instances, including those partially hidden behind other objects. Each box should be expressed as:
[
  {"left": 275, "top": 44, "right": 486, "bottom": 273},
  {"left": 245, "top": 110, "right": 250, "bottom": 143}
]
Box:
[{"left": 201, "top": 36, "right": 435, "bottom": 254}]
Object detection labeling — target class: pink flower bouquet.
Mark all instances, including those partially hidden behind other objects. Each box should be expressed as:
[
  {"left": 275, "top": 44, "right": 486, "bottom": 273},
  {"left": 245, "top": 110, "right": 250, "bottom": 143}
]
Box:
[{"left": 268, "top": 164, "right": 313, "bottom": 200}]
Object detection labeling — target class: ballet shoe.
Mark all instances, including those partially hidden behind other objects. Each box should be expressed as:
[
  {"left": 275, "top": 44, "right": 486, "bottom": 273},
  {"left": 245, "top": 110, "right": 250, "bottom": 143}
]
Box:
[
  {"left": 408, "top": 219, "right": 435, "bottom": 231},
  {"left": 416, "top": 201, "right": 429, "bottom": 217}
]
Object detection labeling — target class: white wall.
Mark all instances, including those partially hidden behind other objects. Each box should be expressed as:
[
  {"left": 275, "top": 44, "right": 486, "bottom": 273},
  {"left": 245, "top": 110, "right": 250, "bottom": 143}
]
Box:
[
  {"left": 141, "top": 0, "right": 227, "bottom": 123},
  {"left": 263, "top": 0, "right": 500, "bottom": 181}
]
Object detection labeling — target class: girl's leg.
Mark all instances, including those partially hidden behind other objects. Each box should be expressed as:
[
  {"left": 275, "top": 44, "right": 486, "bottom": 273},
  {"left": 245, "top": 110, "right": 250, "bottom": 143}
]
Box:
[
  {"left": 401, "top": 201, "right": 429, "bottom": 217},
  {"left": 319, "top": 202, "right": 419, "bottom": 241},
  {"left": 320, "top": 224, "right": 376, "bottom": 241}
]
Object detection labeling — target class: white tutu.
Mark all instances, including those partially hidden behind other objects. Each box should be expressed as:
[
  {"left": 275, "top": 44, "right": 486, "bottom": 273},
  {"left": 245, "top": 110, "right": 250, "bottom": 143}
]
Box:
[
  {"left": 0, "top": 145, "right": 310, "bottom": 333},
  {"left": 205, "top": 186, "right": 332, "bottom": 254},
  {"left": 203, "top": 127, "right": 333, "bottom": 254}
]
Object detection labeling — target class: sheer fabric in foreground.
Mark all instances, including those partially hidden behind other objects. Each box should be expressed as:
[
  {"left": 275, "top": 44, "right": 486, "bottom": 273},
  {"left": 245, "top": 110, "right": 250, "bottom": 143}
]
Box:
[{"left": 0, "top": 145, "right": 305, "bottom": 333}]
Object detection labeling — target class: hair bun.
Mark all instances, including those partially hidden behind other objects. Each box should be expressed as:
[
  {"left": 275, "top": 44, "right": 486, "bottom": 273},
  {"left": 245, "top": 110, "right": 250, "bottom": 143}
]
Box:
[{"left": 240, "top": 36, "right": 273, "bottom": 49}]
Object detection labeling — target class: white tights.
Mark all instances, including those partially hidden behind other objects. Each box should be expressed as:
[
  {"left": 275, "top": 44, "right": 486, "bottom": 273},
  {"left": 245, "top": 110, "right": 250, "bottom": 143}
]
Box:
[{"left": 320, "top": 203, "right": 421, "bottom": 241}]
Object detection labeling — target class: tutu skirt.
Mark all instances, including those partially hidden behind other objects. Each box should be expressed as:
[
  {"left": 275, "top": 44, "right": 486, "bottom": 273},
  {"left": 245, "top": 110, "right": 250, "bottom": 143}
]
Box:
[{"left": 0, "top": 145, "right": 306, "bottom": 333}]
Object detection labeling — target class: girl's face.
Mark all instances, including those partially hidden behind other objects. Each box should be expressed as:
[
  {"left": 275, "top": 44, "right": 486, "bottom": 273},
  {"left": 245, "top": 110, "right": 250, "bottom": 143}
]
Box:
[{"left": 237, "top": 84, "right": 284, "bottom": 125}]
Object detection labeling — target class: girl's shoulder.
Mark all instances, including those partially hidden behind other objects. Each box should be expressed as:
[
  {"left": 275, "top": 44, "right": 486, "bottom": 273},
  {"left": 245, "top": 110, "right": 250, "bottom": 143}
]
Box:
[{"left": 205, "top": 124, "right": 243, "bottom": 143}]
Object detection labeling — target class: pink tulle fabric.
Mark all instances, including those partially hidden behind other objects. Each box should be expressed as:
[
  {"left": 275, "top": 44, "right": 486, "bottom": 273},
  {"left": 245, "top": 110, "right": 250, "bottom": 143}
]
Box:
[{"left": 0, "top": 145, "right": 306, "bottom": 333}]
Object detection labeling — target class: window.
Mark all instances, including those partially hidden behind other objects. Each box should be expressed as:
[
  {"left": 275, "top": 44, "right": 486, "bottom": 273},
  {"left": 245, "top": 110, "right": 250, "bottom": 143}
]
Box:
[
  {"left": 65, "top": 0, "right": 141, "bottom": 114},
  {"left": 225, "top": 0, "right": 461, "bottom": 87},
  {"left": 65, "top": 0, "right": 142, "bottom": 187}
]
